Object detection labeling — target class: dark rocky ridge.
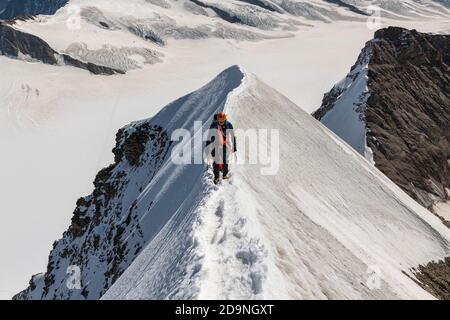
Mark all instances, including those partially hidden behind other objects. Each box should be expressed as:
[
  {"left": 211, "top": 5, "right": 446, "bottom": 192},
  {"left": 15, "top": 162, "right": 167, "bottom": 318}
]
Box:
[
  {"left": 189, "top": 0, "right": 243, "bottom": 24},
  {"left": 323, "top": 0, "right": 370, "bottom": 16},
  {"left": 366, "top": 27, "right": 449, "bottom": 210},
  {"left": 0, "top": 23, "right": 124, "bottom": 75},
  {"left": 0, "top": 0, "right": 68, "bottom": 20},
  {"left": 412, "top": 257, "right": 450, "bottom": 299},
  {"left": 237, "top": 0, "right": 282, "bottom": 13},
  {"left": 315, "top": 27, "right": 450, "bottom": 210}
]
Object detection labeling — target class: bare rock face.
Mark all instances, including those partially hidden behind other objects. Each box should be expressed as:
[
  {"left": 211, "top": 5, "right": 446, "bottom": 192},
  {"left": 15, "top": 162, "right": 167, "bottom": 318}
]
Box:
[
  {"left": 0, "top": 22, "right": 58, "bottom": 64},
  {"left": 412, "top": 257, "right": 450, "bottom": 300},
  {"left": 366, "top": 27, "right": 449, "bottom": 210},
  {"left": 315, "top": 27, "right": 450, "bottom": 210},
  {"left": 322, "top": 0, "right": 369, "bottom": 16}
]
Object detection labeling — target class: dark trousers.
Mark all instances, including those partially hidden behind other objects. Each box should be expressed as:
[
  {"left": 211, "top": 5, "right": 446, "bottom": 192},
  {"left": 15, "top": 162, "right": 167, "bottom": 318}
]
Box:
[{"left": 213, "top": 163, "right": 228, "bottom": 180}]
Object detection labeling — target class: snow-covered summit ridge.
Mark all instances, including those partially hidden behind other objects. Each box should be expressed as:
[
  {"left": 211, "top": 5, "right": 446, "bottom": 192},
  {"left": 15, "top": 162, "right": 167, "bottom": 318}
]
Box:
[
  {"left": 14, "top": 64, "right": 450, "bottom": 300},
  {"left": 106, "top": 64, "right": 450, "bottom": 300},
  {"left": 14, "top": 65, "right": 245, "bottom": 300},
  {"left": 12, "top": 66, "right": 450, "bottom": 299}
]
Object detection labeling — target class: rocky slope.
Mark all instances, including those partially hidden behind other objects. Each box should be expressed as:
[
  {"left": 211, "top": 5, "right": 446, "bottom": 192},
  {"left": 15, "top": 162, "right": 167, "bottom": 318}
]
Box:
[
  {"left": 13, "top": 120, "right": 173, "bottom": 299},
  {"left": 0, "top": 22, "right": 123, "bottom": 74},
  {"left": 413, "top": 257, "right": 450, "bottom": 299},
  {"left": 314, "top": 27, "right": 450, "bottom": 211},
  {"left": 0, "top": 0, "right": 68, "bottom": 20}
]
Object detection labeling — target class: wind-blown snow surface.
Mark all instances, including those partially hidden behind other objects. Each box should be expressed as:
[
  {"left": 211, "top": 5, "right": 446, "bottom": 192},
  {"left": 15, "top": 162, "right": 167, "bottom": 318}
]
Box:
[
  {"left": 2, "top": 0, "right": 450, "bottom": 299},
  {"left": 102, "top": 66, "right": 450, "bottom": 300}
]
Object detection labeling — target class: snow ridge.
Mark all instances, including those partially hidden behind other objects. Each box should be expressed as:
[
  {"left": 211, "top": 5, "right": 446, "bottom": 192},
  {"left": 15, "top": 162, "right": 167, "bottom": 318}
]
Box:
[
  {"left": 14, "top": 64, "right": 450, "bottom": 300},
  {"left": 104, "top": 66, "right": 286, "bottom": 300},
  {"left": 313, "top": 41, "right": 374, "bottom": 163},
  {"left": 107, "top": 66, "right": 450, "bottom": 300},
  {"left": 194, "top": 68, "right": 274, "bottom": 299},
  {"left": 195, "top": 179, "right": 269, "bottom": 299},
  {"left": 15, "top": 66, "right": 245, "bottom": 300}
]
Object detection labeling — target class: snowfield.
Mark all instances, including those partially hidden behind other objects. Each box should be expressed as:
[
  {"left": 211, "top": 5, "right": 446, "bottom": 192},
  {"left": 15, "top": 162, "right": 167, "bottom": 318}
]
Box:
[{"left": 1, "top": 0, "right": 450, "bottom": 299}]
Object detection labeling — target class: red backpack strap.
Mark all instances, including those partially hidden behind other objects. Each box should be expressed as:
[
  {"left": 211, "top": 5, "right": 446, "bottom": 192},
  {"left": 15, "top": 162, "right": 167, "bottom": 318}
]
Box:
[{"left": 218, "top": 125, "right": 226, "bottom": 146}]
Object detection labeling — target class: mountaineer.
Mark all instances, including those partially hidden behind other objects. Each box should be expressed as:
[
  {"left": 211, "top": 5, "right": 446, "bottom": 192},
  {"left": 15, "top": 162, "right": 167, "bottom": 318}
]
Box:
[{"left": 205, "top": 112, "right": 237, "bottom": 184}]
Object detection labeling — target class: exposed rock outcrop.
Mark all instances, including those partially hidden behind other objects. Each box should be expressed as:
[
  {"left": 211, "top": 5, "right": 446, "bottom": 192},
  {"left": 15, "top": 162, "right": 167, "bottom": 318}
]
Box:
[
  {"left": 14, "top": 121, "right": 171, "bottom": 300},
  {"left": 236, "top": 0, "right": 283, "bottom": 13},
  {"left": 323, "top": 0, "right": 369, "bottom": 16},
  {"left": 412, "top": 257, "right": 450, "bottom": 300},
  {"left": 366, "top": 27, "right": 449, "bottom": 210},
  {"left": 0, "top": 23, "right": 124, "bottom": 75},
  {"left": 315, "top": 27, "right": 450, "bottom": 211}
]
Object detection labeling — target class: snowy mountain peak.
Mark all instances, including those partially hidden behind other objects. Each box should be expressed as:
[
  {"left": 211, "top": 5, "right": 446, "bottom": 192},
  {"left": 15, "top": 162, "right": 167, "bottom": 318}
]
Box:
[
  {"left": 16, "top": 65, "right": 450, "bottom": 300},
  {"left": 14, "top": 65, "right": 245, "bottom": 300}
]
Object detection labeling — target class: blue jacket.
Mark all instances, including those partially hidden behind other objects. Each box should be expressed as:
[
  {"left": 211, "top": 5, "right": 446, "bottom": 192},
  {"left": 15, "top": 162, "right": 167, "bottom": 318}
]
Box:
[{"left": 206, "top": 118, "right": 237, "bottom": 156}]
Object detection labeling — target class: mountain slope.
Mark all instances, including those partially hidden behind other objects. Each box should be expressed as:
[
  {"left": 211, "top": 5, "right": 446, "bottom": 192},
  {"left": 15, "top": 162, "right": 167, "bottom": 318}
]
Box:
[
  {"left": 13, "top": 66, "right": 243, "bottom": 300},
  {"left": 16, "top": 66, "right": 450, "bottom": 300},
  {"left": 314, "top": 27, "right": 450, "bottom": 212}
]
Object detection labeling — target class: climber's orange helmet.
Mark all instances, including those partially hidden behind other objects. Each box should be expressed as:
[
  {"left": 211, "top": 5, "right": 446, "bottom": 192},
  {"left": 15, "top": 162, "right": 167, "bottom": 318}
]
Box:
[{"left": 217, "top": 112, "right": 227, "bottom": 123}]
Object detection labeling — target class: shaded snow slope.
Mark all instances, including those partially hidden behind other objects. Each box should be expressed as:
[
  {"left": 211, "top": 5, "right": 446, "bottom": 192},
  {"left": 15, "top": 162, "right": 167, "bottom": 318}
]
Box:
[
  {"left": 313, "top": 41, "right": 373, "bottom": 162},
  {"left": 103, "top": 66, "right": 450, "bottom": 300}
]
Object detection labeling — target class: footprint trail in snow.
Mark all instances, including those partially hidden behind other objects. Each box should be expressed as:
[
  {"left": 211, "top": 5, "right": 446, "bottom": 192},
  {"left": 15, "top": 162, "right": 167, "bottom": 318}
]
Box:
[{"left": 195, "top": 175, "right": 268, "bottom": 300}]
